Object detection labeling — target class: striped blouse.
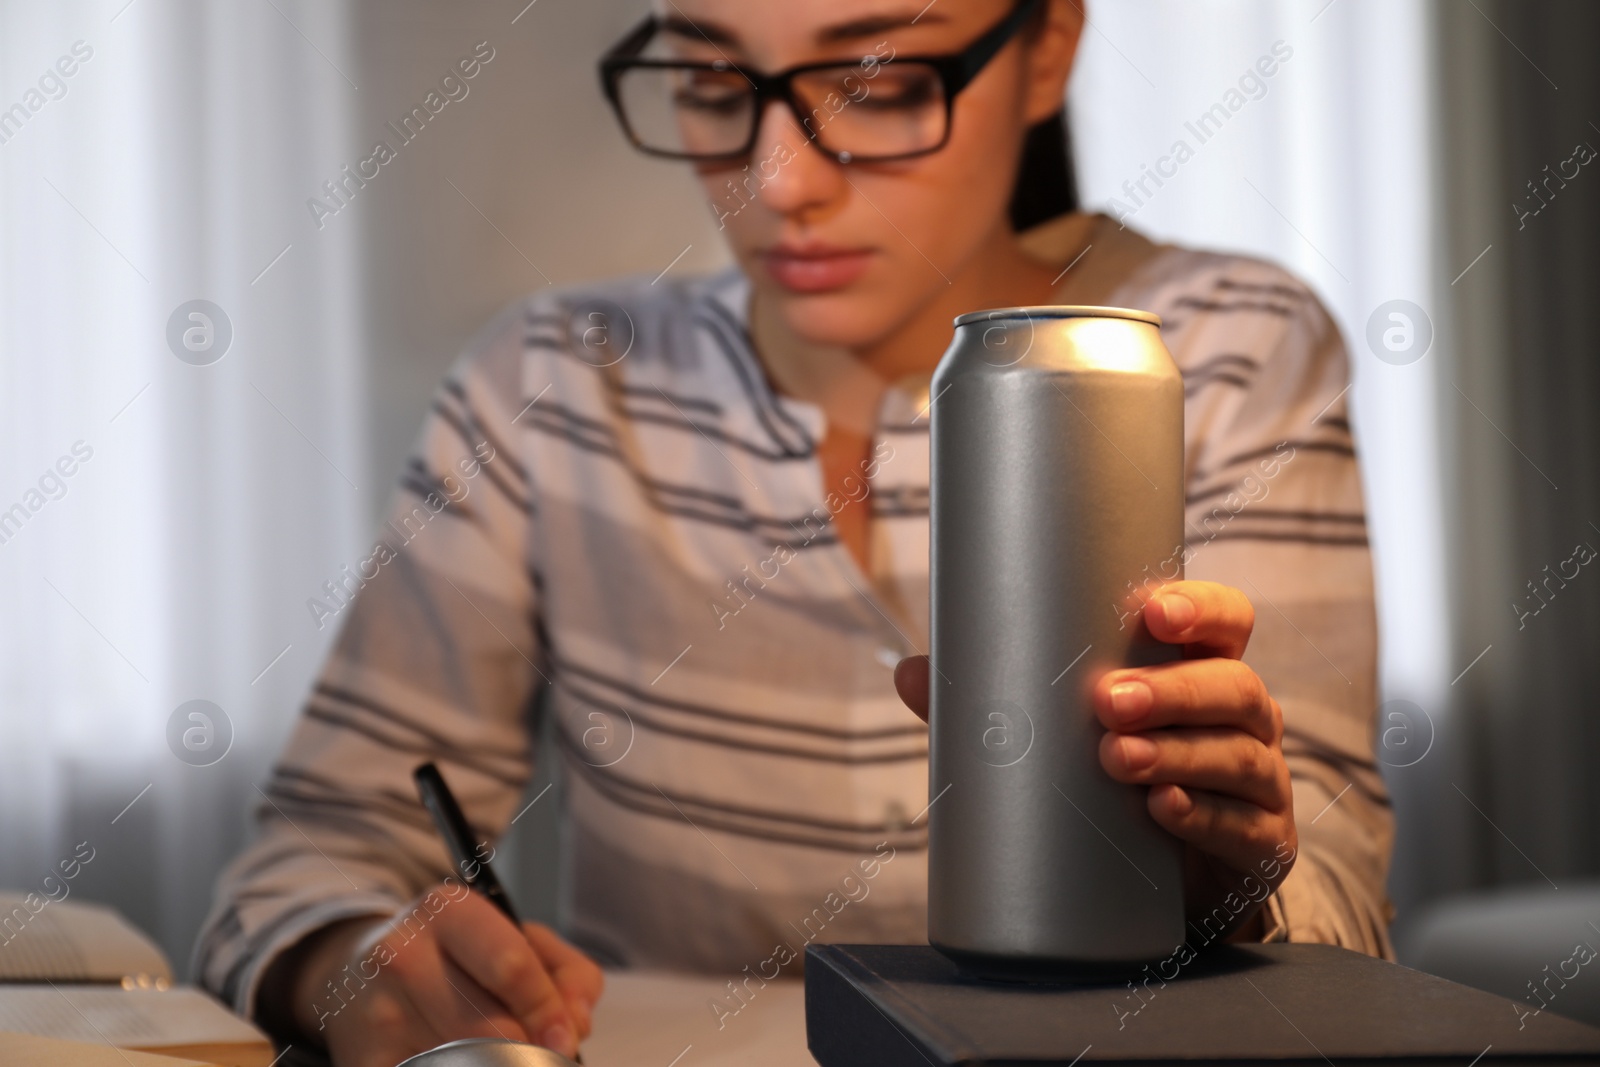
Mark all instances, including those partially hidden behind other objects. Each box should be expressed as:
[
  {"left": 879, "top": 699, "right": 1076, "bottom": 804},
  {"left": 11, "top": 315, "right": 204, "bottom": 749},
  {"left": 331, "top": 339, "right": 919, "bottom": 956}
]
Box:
[{"left": 195, "top": 212, "right": 1395, "bottom": 1020}]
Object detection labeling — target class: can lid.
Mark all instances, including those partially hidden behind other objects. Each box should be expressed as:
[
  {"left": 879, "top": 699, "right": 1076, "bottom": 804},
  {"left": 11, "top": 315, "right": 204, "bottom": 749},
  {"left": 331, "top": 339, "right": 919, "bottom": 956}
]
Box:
[{"left": 952, "top": 304, "right": 1162, "bottom": 328}]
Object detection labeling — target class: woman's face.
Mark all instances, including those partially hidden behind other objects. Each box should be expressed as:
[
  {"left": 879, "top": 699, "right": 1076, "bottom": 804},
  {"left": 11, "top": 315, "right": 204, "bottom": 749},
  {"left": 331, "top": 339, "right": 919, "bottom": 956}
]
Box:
[{"left": 656, "top": 0, "right": 1079, "bottom": 351}]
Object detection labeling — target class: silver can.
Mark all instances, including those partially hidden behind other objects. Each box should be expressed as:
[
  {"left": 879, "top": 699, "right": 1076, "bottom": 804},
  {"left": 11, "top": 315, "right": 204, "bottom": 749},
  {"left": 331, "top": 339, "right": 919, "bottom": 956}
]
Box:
[{"left": 927, "top": 305, "right": 1186, "bottom": 977}]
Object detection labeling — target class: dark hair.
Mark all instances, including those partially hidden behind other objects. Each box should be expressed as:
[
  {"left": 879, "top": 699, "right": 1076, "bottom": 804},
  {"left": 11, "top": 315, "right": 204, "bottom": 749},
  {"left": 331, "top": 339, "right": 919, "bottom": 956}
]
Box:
[{"left": 1008, "top": 107, "right": 1078, "bottom": 231}]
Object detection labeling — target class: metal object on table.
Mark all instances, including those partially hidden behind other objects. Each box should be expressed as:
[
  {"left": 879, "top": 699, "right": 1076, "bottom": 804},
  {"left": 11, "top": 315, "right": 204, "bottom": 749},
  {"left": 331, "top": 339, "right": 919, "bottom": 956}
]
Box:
[
  {"left": 927, "top": 305, "right": 1187, "bottom": 979},
  {"left": 397, "top": 1038, "right": 580, "bottom": 1067}
]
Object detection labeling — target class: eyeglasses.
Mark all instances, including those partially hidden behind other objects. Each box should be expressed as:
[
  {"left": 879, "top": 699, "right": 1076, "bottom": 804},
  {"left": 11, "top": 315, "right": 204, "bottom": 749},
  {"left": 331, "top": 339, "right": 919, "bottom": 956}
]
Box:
[{"left": 598, "top": 0, "right": 1041, "bottom": 164}]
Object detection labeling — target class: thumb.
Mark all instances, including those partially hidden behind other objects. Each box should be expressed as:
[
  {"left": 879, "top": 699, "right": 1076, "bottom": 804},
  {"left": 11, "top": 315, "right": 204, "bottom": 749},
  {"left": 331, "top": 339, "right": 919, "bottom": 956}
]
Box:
[{"left": 893, "top": 655, "right": 931, "bottom": 722}]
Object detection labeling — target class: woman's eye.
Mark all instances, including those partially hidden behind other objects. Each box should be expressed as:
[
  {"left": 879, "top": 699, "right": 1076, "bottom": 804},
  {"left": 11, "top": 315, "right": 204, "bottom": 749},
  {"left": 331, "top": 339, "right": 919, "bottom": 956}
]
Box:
[
  {"left": 674, "top": 86, "right": 747, "bottom": 115},
  {"left": 856, "top": 79, "right": 937, "bottom": 110}
]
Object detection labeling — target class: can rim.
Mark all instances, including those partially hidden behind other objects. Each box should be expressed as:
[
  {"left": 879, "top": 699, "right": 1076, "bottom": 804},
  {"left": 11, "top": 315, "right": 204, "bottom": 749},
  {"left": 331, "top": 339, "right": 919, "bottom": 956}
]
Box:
[{"left": 952, "top": 304, "right": 1163, "bottom": 328}]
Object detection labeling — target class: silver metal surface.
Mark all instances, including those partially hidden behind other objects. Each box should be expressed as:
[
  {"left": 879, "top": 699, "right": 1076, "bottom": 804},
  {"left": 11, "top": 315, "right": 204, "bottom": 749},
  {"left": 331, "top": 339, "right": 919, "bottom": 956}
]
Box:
[
  {"left": 928, "top": 305, "right": 1186, "bottom": 975},
  {"left": 396, "top": 1038, "right": 580, "bottom": 1067}
]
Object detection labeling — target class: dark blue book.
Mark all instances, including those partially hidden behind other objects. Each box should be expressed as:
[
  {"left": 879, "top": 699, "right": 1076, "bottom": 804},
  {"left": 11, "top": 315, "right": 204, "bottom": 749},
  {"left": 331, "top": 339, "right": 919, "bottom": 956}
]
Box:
[{"left": 805, "top": 942, "right": 1600, "bottom": 1065}]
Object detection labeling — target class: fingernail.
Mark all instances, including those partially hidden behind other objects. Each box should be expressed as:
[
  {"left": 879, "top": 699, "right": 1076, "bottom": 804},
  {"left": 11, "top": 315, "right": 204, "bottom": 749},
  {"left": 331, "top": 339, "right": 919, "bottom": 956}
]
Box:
[
  {"left": 542, "top": 1024, "right": 574, "bottom": 1056},
  {"left": 1119, "top": 734, "right": 1158, "bottom": 770},
  {"left": 1108, "top": 680, "right": 1152, "bottom": 723},
  {"left": 1167, "top": 786, "right": 1194, "bottom": 816},
  {"left": 1157, "top": 593, "right": 1195, "bottom": 631}
]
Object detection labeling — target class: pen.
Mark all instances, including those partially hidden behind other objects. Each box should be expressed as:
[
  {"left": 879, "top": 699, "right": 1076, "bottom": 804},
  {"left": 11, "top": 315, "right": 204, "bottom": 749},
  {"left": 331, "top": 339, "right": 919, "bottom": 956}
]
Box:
[
  {"left": 414, "top": 761, "right": 519, "bottom": 922},
  {"left": 412, "top": 762, "right": 585, "bottom": 1064}
]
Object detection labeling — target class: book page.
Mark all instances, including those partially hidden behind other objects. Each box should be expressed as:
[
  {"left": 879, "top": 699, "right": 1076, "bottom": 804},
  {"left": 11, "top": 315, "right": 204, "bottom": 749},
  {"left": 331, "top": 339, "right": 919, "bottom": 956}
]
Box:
[
  {"left": 0, "top": 985, "right": 266, "bottom": 1049},
  {"left": 0, "top": 1030, "right": 217, "bottom": 1067},
  {"left": 0, "top": 895, "right": 171, "bottom": 983}
]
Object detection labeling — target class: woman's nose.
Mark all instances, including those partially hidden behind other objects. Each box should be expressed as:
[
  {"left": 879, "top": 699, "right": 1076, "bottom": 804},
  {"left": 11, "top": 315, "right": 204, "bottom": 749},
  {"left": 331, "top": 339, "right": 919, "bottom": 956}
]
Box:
[{"left": 745, "top": 97, "right": 844, "bottom": 218}]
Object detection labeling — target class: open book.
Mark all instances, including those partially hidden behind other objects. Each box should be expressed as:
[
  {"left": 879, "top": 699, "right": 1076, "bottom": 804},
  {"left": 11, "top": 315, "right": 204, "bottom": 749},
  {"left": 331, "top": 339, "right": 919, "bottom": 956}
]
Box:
[{"left": 0, "top": 893, "right": 274, "bottom": 1067}]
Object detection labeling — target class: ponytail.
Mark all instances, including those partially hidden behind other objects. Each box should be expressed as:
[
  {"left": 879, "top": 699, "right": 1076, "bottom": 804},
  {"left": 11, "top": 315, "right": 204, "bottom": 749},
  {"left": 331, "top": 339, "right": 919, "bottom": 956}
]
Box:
[{"left": 1008, "top": 107, "right": 1078, "bottom": 231}]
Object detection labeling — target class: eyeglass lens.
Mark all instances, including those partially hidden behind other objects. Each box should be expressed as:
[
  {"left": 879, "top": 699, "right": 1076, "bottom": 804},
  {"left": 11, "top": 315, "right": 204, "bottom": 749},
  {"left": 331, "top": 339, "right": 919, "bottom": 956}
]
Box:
[{"left": 613, "top": 60, "right": 949, "bottom": 161}]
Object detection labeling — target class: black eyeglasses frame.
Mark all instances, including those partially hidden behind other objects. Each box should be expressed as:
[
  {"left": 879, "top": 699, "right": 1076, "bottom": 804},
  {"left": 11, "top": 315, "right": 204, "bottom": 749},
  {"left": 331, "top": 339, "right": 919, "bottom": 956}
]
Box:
[{"left": 597, "top": 0, "right": 1043, "bottom": 164}]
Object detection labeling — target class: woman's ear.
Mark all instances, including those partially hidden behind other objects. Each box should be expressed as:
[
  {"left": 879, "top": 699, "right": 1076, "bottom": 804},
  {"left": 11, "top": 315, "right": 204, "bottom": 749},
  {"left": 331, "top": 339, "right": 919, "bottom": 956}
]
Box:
[{"left": 1023, "top": 0, "right": 1085, "bottom": 124}]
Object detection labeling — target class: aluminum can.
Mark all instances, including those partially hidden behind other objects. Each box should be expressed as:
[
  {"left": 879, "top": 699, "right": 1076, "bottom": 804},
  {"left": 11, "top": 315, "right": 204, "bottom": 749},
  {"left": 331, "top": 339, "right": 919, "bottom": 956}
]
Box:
[{"left": 927, "top": 305, "right": 1186, "bottom": 976}]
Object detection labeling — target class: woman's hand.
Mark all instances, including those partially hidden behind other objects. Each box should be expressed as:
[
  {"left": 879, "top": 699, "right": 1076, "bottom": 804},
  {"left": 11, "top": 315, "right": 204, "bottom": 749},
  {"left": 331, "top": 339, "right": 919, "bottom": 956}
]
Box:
[
  {"left": 279, "top": 886, "right": 603, "bottom": 1067},
  {"left": 1089, "top": 580, "right": 1295, "bottom": 937},
  {"left": 892, "top": 579, "right": 1295, "bottom": 940}
]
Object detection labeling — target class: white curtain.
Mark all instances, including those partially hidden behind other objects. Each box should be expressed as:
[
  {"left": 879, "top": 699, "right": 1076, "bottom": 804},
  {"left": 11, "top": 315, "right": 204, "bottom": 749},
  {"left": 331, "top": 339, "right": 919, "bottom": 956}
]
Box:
[
  {"left": 0, "top": 0, "right": 365, "bottom": 968},
  {"left": 1067, "top": 0, "right": 1450, "bottom": 912}
]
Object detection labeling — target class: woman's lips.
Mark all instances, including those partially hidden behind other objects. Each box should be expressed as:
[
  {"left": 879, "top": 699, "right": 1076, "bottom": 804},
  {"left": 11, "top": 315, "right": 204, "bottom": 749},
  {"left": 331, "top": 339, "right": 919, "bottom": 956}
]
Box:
[{"left": 761, "top": 246, "right": 875, "bottom": 293}]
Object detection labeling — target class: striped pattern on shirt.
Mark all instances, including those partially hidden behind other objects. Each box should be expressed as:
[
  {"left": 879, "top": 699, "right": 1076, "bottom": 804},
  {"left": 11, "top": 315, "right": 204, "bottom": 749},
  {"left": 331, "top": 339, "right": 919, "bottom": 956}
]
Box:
[{"left": 195, "top": 213, "right": 1394, "bottom": 1019}]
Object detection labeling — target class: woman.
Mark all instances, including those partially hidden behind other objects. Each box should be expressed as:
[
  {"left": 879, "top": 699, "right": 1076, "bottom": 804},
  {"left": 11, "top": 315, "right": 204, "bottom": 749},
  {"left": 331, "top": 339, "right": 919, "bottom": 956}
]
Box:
[{"left": 197, "top": 2, "right": 1394, "bottom": 1064}]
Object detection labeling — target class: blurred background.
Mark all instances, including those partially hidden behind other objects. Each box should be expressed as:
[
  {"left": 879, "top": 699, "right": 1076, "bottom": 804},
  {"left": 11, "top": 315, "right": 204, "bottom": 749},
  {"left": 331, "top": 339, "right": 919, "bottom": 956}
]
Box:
[{"left": 1, "top": 0, "right": 1596, "bottom": 1024}]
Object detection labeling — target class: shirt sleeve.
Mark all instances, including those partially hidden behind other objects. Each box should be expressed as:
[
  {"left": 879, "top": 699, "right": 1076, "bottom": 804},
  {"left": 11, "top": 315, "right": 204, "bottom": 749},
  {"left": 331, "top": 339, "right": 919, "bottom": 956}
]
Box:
[
  {"left": 1172, "top": 265, "right": 1396, "bottom": 959},
  {"left": 192, "top": 299, "right": 547, "bottom": 1018}
]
